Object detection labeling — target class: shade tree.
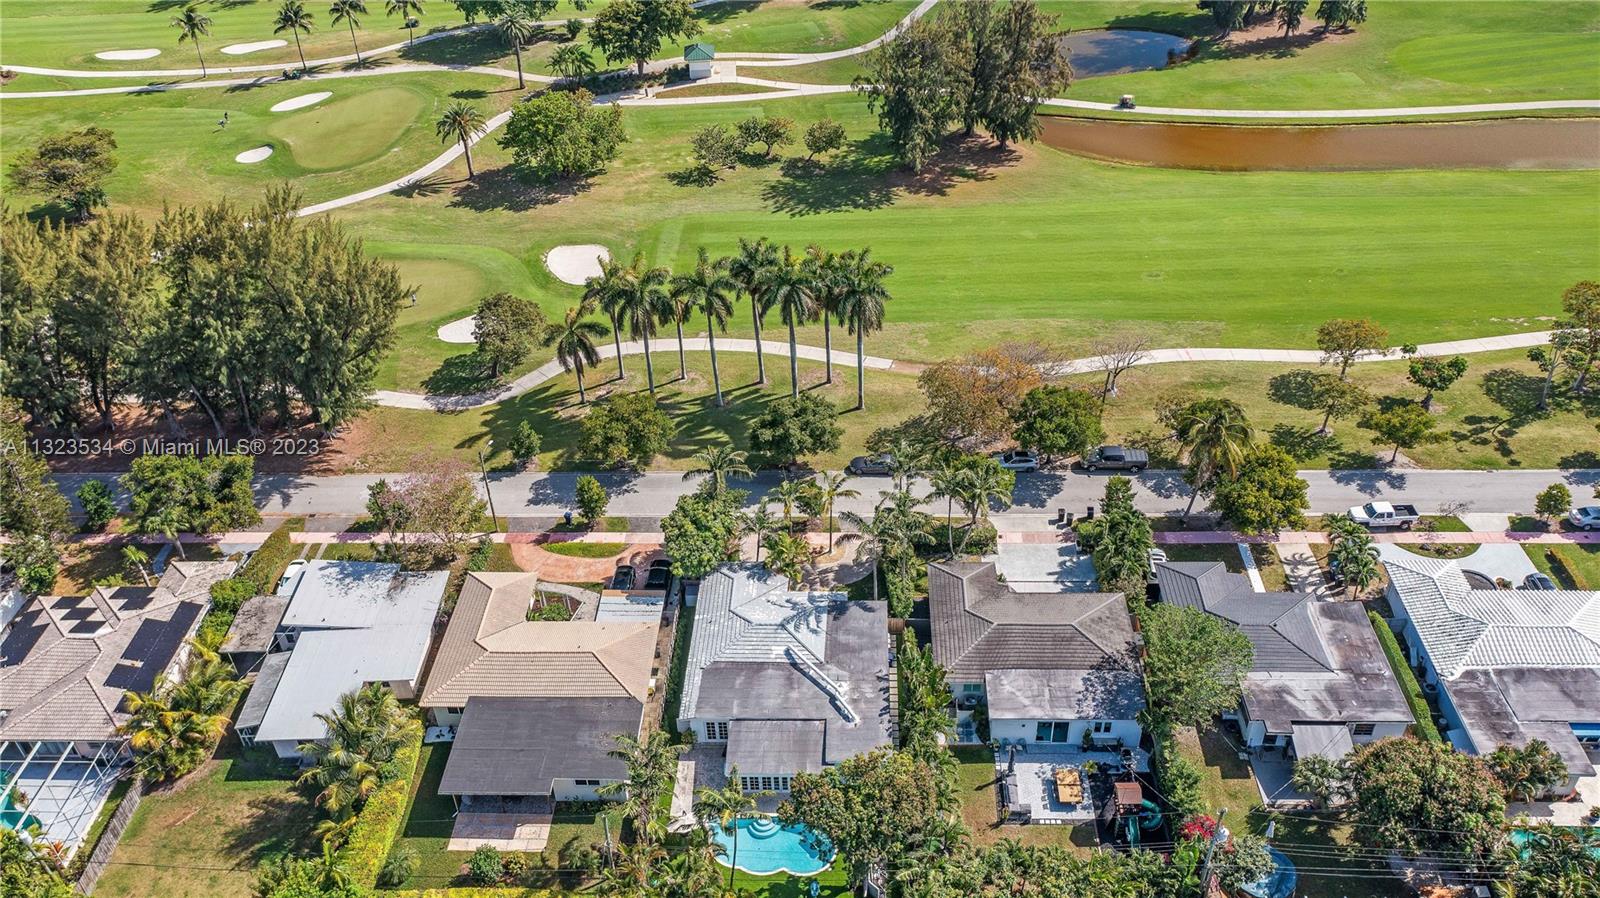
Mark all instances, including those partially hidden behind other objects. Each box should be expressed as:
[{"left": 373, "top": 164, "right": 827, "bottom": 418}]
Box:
[
  {"left": 1406, "top": 355, "right": 1468, "bottom": 410},
  {"left": 580, "top": 392, "right": 674, "bottom": 467},
  {"left": 1359, "top": 399, "right": 1436, "bottom": 463},
  {"left": 803, "top": 118, "right": 847, "bottom": 161},
  {"left": 748, "top": 393, "right": 842, "bottom": 467},
  {"left": 588, "top": 0, "right": 700, "bottom": 75},
  {"left": 1316, "top": 317, "right": 1388, "bottom": 380},
  {"left": 1344, "top": 737, "right": 1507, "bottom": 859},
  {"left": 1138, "top": 603, "right": 1253, "bottom": 735},
  {"left": 472, "top": 292, "right": 545, "bottom": 379},
  {"left": 1011, "top": 385, "right": 1104, "bottom": 462},
  {"left": 1210, "top": 444, "right": 1309, "bottom": 534},
  {"left": 6, "top": 127, "right": 119, "bottom": 221},
  {"left": 498, "top": 89, "right": 625, "bottom": 180}
]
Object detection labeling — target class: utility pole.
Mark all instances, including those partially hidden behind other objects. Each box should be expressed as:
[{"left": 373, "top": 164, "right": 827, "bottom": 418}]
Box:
[{"left": 1198, "top": 807, "right": 1228, "bottom": 896}]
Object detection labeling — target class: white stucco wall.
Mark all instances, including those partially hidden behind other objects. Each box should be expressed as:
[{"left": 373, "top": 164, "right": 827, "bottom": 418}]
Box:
[
  {"left": 554, "top": 779, "right": 620, "bottom": 802},
  {"left": 989, "top": 717, "right": 1141, "bottom": 748}
]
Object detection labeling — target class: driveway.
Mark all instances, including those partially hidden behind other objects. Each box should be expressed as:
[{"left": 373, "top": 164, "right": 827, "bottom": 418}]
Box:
[
  {"left": 1376, "top": 543, "right": 1537, "bottom": 585},
  {"left": 986, "top": 543, "right": 1100, "bottom": 591}
]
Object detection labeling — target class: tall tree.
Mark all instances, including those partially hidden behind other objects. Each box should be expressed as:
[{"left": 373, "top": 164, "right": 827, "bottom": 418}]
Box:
[
  {"left": 1210, "top": 444, "right": 1309, "bottom": 534},
  {"left": 53, "top": 213, "right": 158, "bottom": 431},
  {"left": 123, "top": 453, "right": 260, "bottom": 538},
  {"left": 1560, "top": 280, "right": 1600, "bottom": 393},
  {"left": 1345, "top": 737, "right": 1506, "bottom": 860},
  {"left": 498, "top": 88, "right": 624, "bottom": 181},
  {"left": 1316, "top": 317, "right": 1388, "bottom": 380},
  {"left": 781, "top": 750, "right": 945, "bottom": 892},
  {"left": 833, "top": 248, "right": 892, "bottom": 411},
  {"left": 1174, "top": 397, "right": 1254, "bottom": 518},
  {"left": 856, "top": 14, "right": 968, "bottom": 171},
  {"left": 683, "top": 446, "right": 751, "bottom": 497},
  {"left": 435, "top": 100, "right": 487, "bottom": 179},
  {"left": 1406, "top": 355, "right": 1467, "bottom": 411},
  {"left": 804, "top": 244, "right": 843, "bottom": 385},
  {"left": 586, "top": 257, "right": 629, "bottom": 380},
  {"left": 612, "top": 252, "right": 671, "bottom": 395},
  {"left": 1486, "top": 739, "right": 1569, "bottom": 804},
  {"left": 329, "top": 0, "right": 369, "bottom": 64},
  {"left": 6, "top": 127, "right": 119, "bottom": 221},
  {"left": 472, "top": 291, "right": 545, "bottom": 379},
  {"left": 171, "top": 3, "right": 214, "bottom": 76},
  {"left": 1309, "top": 371, "right": 1371, "bottom": 433},
  {"left": 1012, "top": 385, "right": 1103, "bottom": 462},
  {"left": 758, "top": 245, "right": 819, "bottom": 398},
  {"left": 274, "top": 0, "right": 317, "bottom": 72},
  {"left": 662, "top": 486, "right": 743, "bottom": 578},
  {"left": 670, "top": 248, "right": 736, "bottom": 406},
  {"left": 1360, "top": 399, "right": 1435, "bottom": 463},
  {"left": 730, "top": 237, "right": 777, "bottom": 385},
  {"left": 495, "top": 7, "right": 537, "bottom": 89},
  {"left": 1278, "top": 0, "right": 1309, "bottom": 37},
  {"left": 955, "top": 0, "right": 1070, "bottom": 148},
  {"left": 386, "top": 0, "right": 424, "bottom": 47},
  {"left": 0, "top": 402, "right": 72, "bottom": 594},
  {"left": 694, "top": 769, "right": 758, "bottom": 892},
  {"left": 297, "top": 684, "right": 409, "bottom": 821},
  {"left": 588, "top": 0, "right": 700, "bottom": 75},
  {"left": 814, "top": 471, "right": 859, "bottom": 552},
  {"left": 1138, "top": 603, "right": 1253, "bottom": 735},
  {"left": 599, "top": 730, "right": 681, "bottom": 843}
]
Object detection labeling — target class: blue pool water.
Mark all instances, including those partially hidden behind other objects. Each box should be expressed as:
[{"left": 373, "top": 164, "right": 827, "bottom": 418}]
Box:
[
  {"left": 710, "top": 817, "right": 834, "bottom": 876},
  {"left": 1239, "top": 846, "right": 1297, "bottom": 898},
  {"left": 1511, "top": 827, "right": 1600, "bottom": 859}
]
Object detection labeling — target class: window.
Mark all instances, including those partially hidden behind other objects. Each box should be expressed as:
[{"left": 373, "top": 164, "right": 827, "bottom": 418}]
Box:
[
  {"left": 445, "top": 707, "right": 462, "bottom": 716},
  {"left": 1035, "top": 722, "right": 1074, "bottom": 743},
  {"left": 962, "top": 684, "right": 983, "bottom": 694},
  {"left": 706, "top": 721, "right": 729, "bottom": 741},
  {"left": 1092, "top": 721, "right": 1114, "bottom": 735},
  {"left": 741, "top": 776, "right": 757, "bottom": 792},
  {"left": 1352, "top": 723, "right": 1376, "bottom": 737},
  {"left": 575, "top": 779, "right": 599, "bottom": 787},
  {"left": 1035, "top": 722, "right": 1053, "bottom": 742}
]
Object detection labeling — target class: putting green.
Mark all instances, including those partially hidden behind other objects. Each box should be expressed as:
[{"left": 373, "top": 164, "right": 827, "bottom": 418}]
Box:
[{"left": 266, "top": 87, "right": 425, "bottom": 171}]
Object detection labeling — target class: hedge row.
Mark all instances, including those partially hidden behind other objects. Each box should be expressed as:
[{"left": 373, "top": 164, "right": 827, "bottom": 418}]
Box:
[
  {"left": 1367, "top": 610, "right": 1443, "bottom": 743},
  {"left": 402, "top": 890, "right": 560, "bottom": 897},
  {"left": 237, "top": 517, "right": 305, "bottom": 594},
  {"left": 340, "top": 716, "right": 425, "bottom": 889}
]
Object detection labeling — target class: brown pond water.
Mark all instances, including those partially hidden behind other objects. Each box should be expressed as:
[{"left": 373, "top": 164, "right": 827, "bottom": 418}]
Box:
[{"left": 1037, "top": 117, "right": 1600, "bottom": 171}]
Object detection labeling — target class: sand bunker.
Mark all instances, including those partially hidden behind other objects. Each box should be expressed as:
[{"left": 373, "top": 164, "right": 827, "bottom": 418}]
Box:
[
  {"left": 436, "top": 316, "right": 476, "bottom": 344},
  {"left": 221, "top": 39, "right": 288, "bottom": 55},
  {"left": 235, "top": 145, "right": 274, "bottom": 164},
  {"left": 95, "top": 48, "right": 161, "bottom": 60},
  {"left": 544, "top": 244, "right": 610, "bottom": 285},
  {"left": 270, "top": 91, "right": 332, "bottom": 112}
]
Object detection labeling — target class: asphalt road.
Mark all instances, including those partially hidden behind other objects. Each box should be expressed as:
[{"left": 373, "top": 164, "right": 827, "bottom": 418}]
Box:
[{"left": 52, "top": 468, "right": 1600, "bottom": 521}]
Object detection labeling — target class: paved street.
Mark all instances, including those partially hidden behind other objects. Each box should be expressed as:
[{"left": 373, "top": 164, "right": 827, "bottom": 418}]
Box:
[{"left": 51, "top": 467, "right": 1600, "bottom": 521}]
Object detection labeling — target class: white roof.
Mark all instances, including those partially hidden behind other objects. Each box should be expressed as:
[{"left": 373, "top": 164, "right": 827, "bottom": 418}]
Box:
[
  {"left": 252, "top": 561, "right": 446, "bottom": 744},
  {"left": 1381, "top": 552, "right": 1600, "bottom": 679}
]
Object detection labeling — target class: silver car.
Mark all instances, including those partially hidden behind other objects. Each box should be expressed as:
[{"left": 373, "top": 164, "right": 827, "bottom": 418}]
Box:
[{"left": 1567, "top": 505, "right": 1600, "bottom": 531}]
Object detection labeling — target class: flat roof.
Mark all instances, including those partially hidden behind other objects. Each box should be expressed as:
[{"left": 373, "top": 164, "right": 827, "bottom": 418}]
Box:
[
  {"left": 237, "top": 652, "right": 291, "bottom": 732},
  {"left": 438, "top": 696, "right": 643, "bottom": 796},
  {"left": 220, "top": 595, "right": 288, "bottom": 656}
]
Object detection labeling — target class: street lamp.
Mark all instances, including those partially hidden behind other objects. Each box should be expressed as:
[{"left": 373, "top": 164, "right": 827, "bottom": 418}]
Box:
[{"left": 477, "top": 439, "right": 498, "bottom": 531}]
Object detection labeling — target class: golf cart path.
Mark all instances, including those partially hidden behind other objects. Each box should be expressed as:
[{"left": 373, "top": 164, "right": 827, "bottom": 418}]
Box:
[{"left": 371, "top": 330, "right": 1556, "bottom": 411}]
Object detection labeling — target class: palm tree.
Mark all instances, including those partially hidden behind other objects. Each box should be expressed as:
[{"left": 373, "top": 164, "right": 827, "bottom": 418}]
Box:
[
  {"left": 1175, "top": 398, "right": 1254, "bottom": 518},
  {"left": 671, "top": 249, "right": 736, "bottom": 405},
  {"left": 730, "top": 237, "right": 777, "bottom": 385},
  {"left": 684, "top": 446, "right": 751, "bottom": 496},
  {"left": 119, "top": 642, "right": 243, "bottom": 781},
  {"left": 805, "top": 244, "right": 843, "bottom": 384},
  {"left": 150, "top": 506, "right": 186, "bottom": 559},
  {"left": 435, "top": 100, "right": 486, "bottom": 179},
  {"left": 297, "top": 684, "right": 407, "bottom": 820},
  {"left": 598, "top": 730, "right": 680, "bottom": 844},
  {"left": 612, "top": 252, "right": 672, "bottom": 395},
  {"left": 273, "top": 0, "right": 316, "bottom": 73},
  {"left": 839, "top": 489, "right": 932, "bottom": 603},
  {"left": 549, "top": 43, "right": 596, "bottom": 82},
  {"left": 311, "top": 842, "right": 353, "bottom": 889},
  {"left": 494, "top": 8, "right": 537, "bottom": 89},
  {"left": 773, "top": 477, "right": 806, "bottom": 526},
  {"left": 835, "top": 248, "right": 893, "bottom": 410},
  {"left": 598, "top": 840, "right": 664, "bottom": 893},
  {"left": 953, "top": 462, "right": 1013, "bottom": 552},
  {"left": 759, "top": 245, "right": 818, "bottom": 398},
  {"left": 386, "top": 0, "right": 424, "bottom": 46},
  {"left": 814, "top": 471, "right": 858, "bottom": 552},
  {"left": 763, "top": 531, "right": 811, "bottom": 587},
  {"left": 663, "top": 826, "right": 726, "bottom": 897},
  {"left": 739, "top": 501, "right": 778, "bottom": 563},
  {"left": 884, "top": 436, "right": 928, "bottom": 492},
  {"left": 542, "top": 304, "right": 608, "bottom": 403},
  {"left": 329, "top": 0, "right": 368, "bottom": 63},
  {"left": 171, "top": 4, "right": 213, "bottom": 76},
  {"left": 1329, "top": 532, "right": 1380, "bottom": 598},
  {"left": 586, "top": 257, "right": 628, "bottom": 381},
  {"left": 122, "top": 544, "right": 152, "bottom": 586},
  {"left": 927, "top": 461, "right": 968, "bottom": 556},
  {"left": 694, "top": 768, "right": 759, "bottom": 892}
]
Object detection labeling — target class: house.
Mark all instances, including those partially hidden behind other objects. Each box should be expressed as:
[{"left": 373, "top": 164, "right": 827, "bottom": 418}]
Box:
[
  {"left": 0, "top": 561, "right": 233, "bottom": 851},
  {"left": 1153, "top": 562, "right": 1414, "bottom": 767},
  {"left": 218, "top": 593, "right": 288, "bottom": 675},
  {"left": 684, "top": 42, "right": 715, "bottom": 80},
  {"left": 1382, "top": 552, "right": 1600, "bottom": 798},
  {"left": 420, "top": 572, "right": 656, "bottom": 803},
  {"left": 236, "top": 560, "right": 446, "bottom": 760},
  {"left": 928, "top": 561, "right": 1146, "bottom": 751},
  {"left": 676, "top": 564, "right": 892, "bottom": 794}
]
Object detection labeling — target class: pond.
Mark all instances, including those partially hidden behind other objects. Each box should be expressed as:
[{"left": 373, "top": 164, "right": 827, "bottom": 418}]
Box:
[
  {"left": 710, "top": 816, "right": 834, "bottom": 876},
  {"left": 1037, "top": 117, "right": 1600, "bottom": 171},
  {"left": 1058, "top": 29, "right": 1193, "bottom": 78}
]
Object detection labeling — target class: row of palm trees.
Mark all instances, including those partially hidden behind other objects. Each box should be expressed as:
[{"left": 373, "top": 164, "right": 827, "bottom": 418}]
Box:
[
  {"left": 119, "top": 641, "right": 246, "bottom": 783},
  {"left": 542, "top": 238, "right": 894, "bottom": 411},
  {"left": 170, "top": 1, "right": 421, "bottom": 78}
]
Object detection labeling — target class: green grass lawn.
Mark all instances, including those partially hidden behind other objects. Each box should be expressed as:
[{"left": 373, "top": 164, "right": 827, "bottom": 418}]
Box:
[
  {"left": 952, "top": 746, "right": 1096, "bottom": 854},
  {"left": 96, "top": 738, "right": 314, "bottom": 898},
  {"left": 1160, "top": 543, "right": 1288, "bottom": 592},
  {"left": 539, "top": 540, "right": 627, "bottom": 558},
  {"left": 1526, "top": 543, "right": 1600, "bottom": 589}
]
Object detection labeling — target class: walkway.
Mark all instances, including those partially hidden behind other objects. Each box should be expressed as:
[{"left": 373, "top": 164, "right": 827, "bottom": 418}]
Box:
[
  {"left": 370, "top": 329, "right": 1554, "bottom": 410},
  {"left": 1275, "top": 542, "right": 1333, "bottom": 598}
]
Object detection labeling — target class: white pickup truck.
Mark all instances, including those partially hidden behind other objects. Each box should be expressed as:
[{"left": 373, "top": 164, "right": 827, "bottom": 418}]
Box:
[{"left": 1347, "top": 501, "right": 1422, "bottom": 529}]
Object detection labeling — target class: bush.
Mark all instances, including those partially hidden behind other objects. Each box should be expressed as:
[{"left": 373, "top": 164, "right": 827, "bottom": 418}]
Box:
[
  {"left": 575, "top": 475, "right": 608, "bottom": 523},
  {"left": 209, "top": 577, "right": 255, "bottom": 615},
  {"left": 467, "top": 844, "right": 504, "bottom": 885},
  {"left": 502, "top": 852, "right": 532, "bottom": 881},
  {"left": 336, "top": 716, "right": 424, "bottom": 888},
  {"left": 884, "top": 568, "right": 916, "bottom": 620},
  {"left": 465, "top": 537, "right": 493, "bottom": 572},
  {"left": 564, "top": 17, "right": 583, "bottom": 39},
  {"left": 377, "top": 843, "right": 418, "bottom": 888},
  {"left": 237, "top": 518, "right": 304, "bottom": 594},
  {"left": 1367, "top": 611, "right": 1442, "bottom": 743},
  {"left": 748, "top": 393, "right": 842, "bottom": 465},
  {"left": 581, "top": 393, "right": 673, "bottom": 467},
  {"left": 77, "top": 480, "right": 117, "bottom": 532},
  {"left": 1155, "top": 738, "right": 1206, "bottom": 823},
  {"left": 508, "top": 421, "right": 542, "bottom": 468},
  {"left": 1545, "top": 549, "right": 1591, "bottom": 589}
]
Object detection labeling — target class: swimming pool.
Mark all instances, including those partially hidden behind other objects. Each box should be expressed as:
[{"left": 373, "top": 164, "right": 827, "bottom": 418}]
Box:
[{"left": 710, "top": 817, "right": 834, "bottom": 876}]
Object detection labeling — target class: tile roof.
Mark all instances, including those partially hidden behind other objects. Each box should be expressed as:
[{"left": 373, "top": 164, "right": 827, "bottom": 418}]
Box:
[
  {"left": 927, "top": 562, "right": 1138, "bottom": 682},
  {"left": 727, "top": 720, "right": 826, "bottom": 776},
  {"left": 0, "top": 561, "right": 232, "bottom": 742},
  {"left": 421, "top": 572, "right": 656, "bottom": 708},
  {"left": 438, "top": 696, "right": 643, "bottom": 796},
  {"left": 1380, "top": 553, "right": 1600, "bottom": 679}
]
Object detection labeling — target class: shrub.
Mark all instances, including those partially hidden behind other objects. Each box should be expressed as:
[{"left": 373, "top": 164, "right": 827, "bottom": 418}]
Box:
[
  {"left": 467, "top": 844, "right": 504, "bottom": 885},
  {"left": 465, "top": 537, "right": 493, "bottom": 572},
  {"left": 77, "top": 480, "right": 117, "bottom": 531},
  {"left": 508, "top": 421, "right": 542, "bottom": 468},
  {"left": 1546, "top": 549, "right": 1591, "bottom": 589},
  {"left": 884, "top": 568, "right": 916, "bottom": 620},
  {"left": 236, "top": 518, "right": 304, "bottom": 594},
  {"left": 1155, "top": 739, "right": 1205, "bottom": 823},
  {"left": 209, "top": 577, "right": 255, "bottom": 615},
  {"left": 336, "top": 716, "right": 424, "bottom": 888},
  {"left": 377, "top": 843, "right": 418, "bottom": 888},
  {"left": 1367, "top": 611, "right": 1442, "bottom": 743},
  {"left": 564, "top": 17, "right": 583, "bottom": 39},
  {"left": 576, "top": 475, "right": 608, "bottom": 523},
  {"left": 502, "top": 852, "right": 532, "bottom": 881}
]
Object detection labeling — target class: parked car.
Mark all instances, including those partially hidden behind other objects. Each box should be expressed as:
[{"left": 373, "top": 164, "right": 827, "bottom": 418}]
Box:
[
  {"left": 1146, "top": 547, "right": 1169, "bottom": 583},
  {"left": 644, "top": 559, "right": 673, "bottom": 591},
  {"left": 1347, "top": 501, "right": 1422, "bottom": 529},
  {"left": 1522, "top": 572, "right": 1557, "bottom": 591},
  {"left": 1567, "top": 505, "right": 1600, "bottom": 531},
  {"left": 276, "top": 559, "right": 307, "bottom": 595},
  {"left": 992, "top": 450, "right": 1040, "bottom": 472},
  {"left": 846, "top": 453, "right": 894, "bottom": 476},
  {"left": 1081, "top": 445, "right": 1148, "bottom": 473},
  {"left": 610, "top": 564, "right": 636, "bottom": 591}
]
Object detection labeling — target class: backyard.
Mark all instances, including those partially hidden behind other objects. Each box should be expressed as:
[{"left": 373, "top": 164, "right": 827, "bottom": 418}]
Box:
[{"left": 953, "top": 746, "right": 1096, "bottom": 854}]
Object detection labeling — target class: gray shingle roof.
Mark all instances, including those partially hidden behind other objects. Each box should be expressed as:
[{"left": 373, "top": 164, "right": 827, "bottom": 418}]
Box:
[
  {"left": 927, "top": 562, "right": 1138, "bottom": 682},
  {"left": 237, "top": 651, "right": 290, "bottom": 732},
  {"left": 220, "top": 595, "right": 288, "bottom": 656},
  {"left": 983, "top": 667, "right": 1146, "bottom": 721},
  {"left": 438, "top": 696, "right": 643, "bottom": 796}
]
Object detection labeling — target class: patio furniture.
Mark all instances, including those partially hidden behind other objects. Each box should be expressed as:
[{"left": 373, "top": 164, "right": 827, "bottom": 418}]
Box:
[{"left": 1054, "top": 767, "right": 1083, "bottom": 805}]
